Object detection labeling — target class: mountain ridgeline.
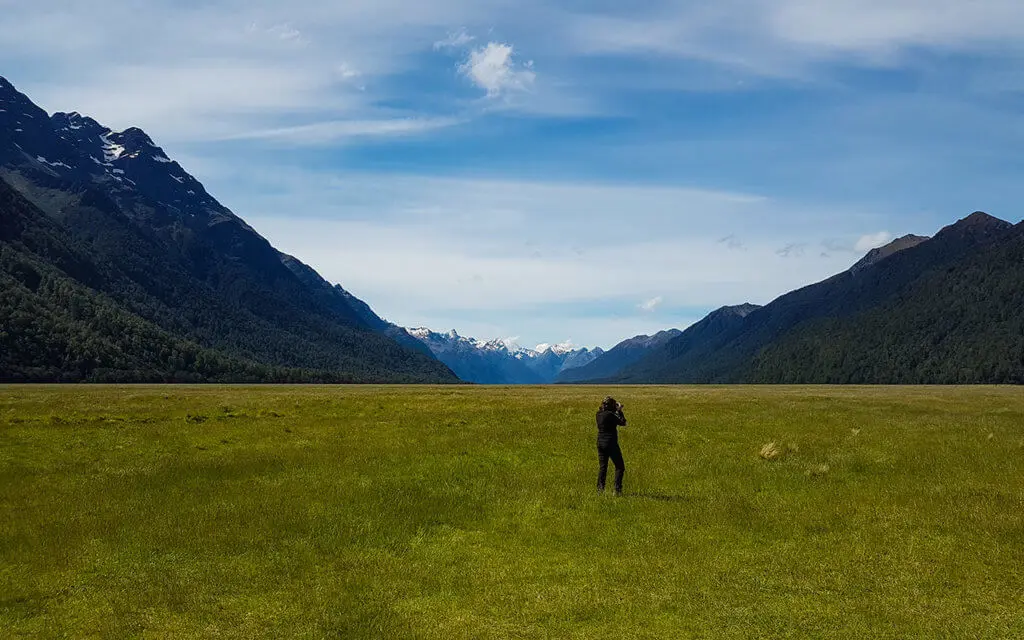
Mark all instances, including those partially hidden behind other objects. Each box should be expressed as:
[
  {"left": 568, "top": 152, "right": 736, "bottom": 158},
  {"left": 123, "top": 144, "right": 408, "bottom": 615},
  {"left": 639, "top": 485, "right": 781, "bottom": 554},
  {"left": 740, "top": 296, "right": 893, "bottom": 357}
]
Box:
[
  {"left": 555, "top": 328, "right": 685, "bottom": 383},
  {"left": 407, "top": 329, "right": 602, "bottom": 384},
  {"left": 0, "top": 76, "right": 457, "bottom": 383},
  {"left": 567, "top": 213, "right": 1024, "bottom": 384}
]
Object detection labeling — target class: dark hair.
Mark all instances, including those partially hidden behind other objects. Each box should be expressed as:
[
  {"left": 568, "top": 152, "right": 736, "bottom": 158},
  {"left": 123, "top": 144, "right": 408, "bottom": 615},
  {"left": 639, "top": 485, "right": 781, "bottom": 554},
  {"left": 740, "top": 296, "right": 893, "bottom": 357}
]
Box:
[{"left": 601, "top": 396, "right": 618, "bottom": 412}]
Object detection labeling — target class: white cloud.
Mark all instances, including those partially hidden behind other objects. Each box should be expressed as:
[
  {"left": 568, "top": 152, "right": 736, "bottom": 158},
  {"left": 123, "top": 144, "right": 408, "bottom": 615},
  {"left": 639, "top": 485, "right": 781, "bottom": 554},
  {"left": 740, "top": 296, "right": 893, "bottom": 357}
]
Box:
[
  {"left": 337, "top": 64, "right": 361, "bottom": 79},
  {"left": 22, "top": 62, "right": 359, "bottom": 142},
  {"left": 434, "top": 28, "right": 475, "bottom": 50},
  {"left": 535, "top": 339, "right": 576, "bottom": 352},
  {"left": 459, "top": 42, "right": 535, "bottom": 97},
  {"left": 221, "top": 117, "right": 462, "bottom": 144},
  {"left": 498, "top": 336, "right": 521, "bottom": 350},
  {"left": 247, "top": 22, "right": 306, "bottom": 44},
  {"left": 855, "top": 231, "right": 893, "bottom": 252},
  {"left": 766, "top": 0, "right": 1024, "bottom": 56},
  {"left": 639, "top": 296, "right": 664, "bottom": 312}
]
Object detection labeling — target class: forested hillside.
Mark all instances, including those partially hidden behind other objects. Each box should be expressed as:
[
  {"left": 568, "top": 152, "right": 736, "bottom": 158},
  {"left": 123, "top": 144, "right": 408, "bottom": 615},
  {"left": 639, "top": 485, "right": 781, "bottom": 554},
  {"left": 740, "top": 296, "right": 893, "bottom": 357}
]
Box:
[
  {"left": 613, "top": 212, "right": 1024, "bottom": 384},
  {"left": 0, "top": 77, "right": 457, "bottom": 383}
]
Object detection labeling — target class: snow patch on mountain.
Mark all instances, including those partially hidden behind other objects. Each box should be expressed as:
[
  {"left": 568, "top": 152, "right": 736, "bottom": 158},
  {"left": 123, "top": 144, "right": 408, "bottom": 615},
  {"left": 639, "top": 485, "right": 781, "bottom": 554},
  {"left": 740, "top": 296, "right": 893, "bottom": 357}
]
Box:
[
  {"left": 35, "top": 156, "right": 71, "bottom": 169},
  {"left": 535, "top": 340, "right": 578, "bottom": 355},
  {"left": 99, "top": 133, "right": 125, "bottom": 162}
]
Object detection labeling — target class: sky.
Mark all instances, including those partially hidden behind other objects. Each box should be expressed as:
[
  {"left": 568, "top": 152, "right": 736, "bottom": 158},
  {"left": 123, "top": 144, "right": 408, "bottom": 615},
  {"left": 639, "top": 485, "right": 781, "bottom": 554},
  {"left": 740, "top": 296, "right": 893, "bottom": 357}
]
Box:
[{"left": 2, "top": 0, "right": 1023, "bottom": 350}]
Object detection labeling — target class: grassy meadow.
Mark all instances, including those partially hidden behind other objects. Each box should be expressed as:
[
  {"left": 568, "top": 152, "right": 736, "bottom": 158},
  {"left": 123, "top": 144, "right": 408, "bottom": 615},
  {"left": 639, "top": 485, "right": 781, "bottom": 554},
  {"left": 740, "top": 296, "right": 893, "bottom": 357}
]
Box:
[{"left": 2, "top": 385, "right": 1023, "bottom": 638}]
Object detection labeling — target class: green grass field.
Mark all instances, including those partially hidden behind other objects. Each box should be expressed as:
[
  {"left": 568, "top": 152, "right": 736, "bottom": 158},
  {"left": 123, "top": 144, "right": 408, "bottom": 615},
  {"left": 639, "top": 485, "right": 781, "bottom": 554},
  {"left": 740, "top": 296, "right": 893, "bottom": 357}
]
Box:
[{"left": 2, "top": 385, "right": 1023, "bottom": 638}]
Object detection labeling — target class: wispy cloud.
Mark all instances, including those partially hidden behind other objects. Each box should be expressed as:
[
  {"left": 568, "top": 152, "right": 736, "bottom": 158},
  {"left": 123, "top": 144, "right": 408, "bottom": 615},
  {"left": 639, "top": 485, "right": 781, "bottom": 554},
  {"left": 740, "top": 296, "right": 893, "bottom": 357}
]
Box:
[
  {"left": 337, "top": 64, "right": 362, "bottom": 80},
  {"left": 718, "top": 234, "right": 745, "bottom": 250},
  {"left": 566, "top": 0, "right": 1024, "bottom": 78},
  {"left": 247, "top": 22, "right": 307, "bottom": 44},
  {"left": 434, "top": 28, "right": 475, "bottom": 50},
  {"left": 776, "top": 243, "right": 807, "bottom": 258},
  {"left": 498, "top": 336, "right": 521, "bottom": 350},
  {"left": 535, "top": 339, "right": 577, "bottom": 352},
  {"left": 22, "top": 61, "right": 360, "bottom": 141},
  {"left": 639, "top": 296, "right": 664, "bottom": 312},
  {"left": 221, "top": 117, "right": 463, "bottom": 145}
]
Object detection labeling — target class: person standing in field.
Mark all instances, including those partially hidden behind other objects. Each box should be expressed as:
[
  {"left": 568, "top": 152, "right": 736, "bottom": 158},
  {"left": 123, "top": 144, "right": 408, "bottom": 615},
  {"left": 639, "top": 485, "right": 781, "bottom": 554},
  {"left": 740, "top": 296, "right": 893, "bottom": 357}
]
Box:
[{"left": 596, "top": 396, "right": 627, "bottom": 496}]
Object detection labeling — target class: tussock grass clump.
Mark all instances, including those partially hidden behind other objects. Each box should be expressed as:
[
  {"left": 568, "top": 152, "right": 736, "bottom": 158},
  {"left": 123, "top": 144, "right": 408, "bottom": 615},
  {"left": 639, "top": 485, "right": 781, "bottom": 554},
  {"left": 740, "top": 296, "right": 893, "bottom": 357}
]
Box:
[{"left": 760, "top": 441, "right": 798, "bottom": 460}]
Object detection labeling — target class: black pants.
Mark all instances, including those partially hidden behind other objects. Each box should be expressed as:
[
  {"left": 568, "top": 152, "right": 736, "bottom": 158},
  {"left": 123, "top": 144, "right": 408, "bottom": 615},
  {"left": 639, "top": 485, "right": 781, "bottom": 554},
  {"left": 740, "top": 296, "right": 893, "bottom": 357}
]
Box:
[{"left": 597, "top": 440, "right": 625, "bottom": 494}]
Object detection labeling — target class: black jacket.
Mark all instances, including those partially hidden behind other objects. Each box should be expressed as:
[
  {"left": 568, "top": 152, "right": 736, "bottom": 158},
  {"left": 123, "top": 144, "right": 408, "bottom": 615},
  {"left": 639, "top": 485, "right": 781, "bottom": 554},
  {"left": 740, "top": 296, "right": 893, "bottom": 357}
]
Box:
[{"left": 596, "top": 409, "right": 627, "bottom": 443}]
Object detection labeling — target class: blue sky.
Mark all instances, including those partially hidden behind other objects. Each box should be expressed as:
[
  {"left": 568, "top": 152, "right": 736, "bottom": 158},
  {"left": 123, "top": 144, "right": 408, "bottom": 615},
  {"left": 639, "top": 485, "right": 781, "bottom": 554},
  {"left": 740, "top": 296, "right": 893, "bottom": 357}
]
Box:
[{"left": 3, "top": 0, "right": 1023, "bottom": 349}]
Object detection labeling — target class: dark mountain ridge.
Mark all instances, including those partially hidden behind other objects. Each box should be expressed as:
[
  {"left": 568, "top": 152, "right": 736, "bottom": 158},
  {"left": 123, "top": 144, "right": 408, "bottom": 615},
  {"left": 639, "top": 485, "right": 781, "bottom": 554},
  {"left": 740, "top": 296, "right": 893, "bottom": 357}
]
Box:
[
  {"left": 0, "top": 76, "right": 457, "bottom": 383},
  {"left": 612, "top": 211, "right": 1023, "bottom": 384},
  {"left": 556, "top": 328, "right": 683, "bottom": 383}
]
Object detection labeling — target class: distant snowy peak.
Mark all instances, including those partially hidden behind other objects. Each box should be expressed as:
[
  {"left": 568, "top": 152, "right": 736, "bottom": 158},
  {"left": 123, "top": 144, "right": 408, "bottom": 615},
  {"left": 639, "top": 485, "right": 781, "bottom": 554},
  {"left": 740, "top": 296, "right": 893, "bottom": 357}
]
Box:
[
  {"left": 412, "top": 329, "right": 593, "bottom": 358},
  {"left": 408, "top": 328, "right": 533, "bottom": 356},
  {"left": 534, "top": 340, "right": 578, "bottom": 355},
  {"left": 407, "top": 327, "right": 435, "bottom": 340},
  {"left": 471, "top": 336, "right": 520, "bottom": 354},
  {"left": 406, "top": 327, "right": 604, "bottom": 384}
]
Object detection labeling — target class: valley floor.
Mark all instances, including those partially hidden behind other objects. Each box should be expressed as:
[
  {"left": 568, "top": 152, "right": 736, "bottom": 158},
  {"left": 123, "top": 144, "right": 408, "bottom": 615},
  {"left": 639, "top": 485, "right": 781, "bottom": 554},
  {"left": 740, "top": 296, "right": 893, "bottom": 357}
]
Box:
[{"left": 1, "top": 385, "right": 1023, "bottom": 638}]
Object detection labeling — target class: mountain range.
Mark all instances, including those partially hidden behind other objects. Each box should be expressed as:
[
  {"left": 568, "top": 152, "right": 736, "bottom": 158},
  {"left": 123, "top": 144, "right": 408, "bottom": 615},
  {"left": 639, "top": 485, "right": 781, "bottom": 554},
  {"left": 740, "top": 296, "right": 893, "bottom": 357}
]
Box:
[
  {"left": 3, "top": 75, "right": 1023, "bottom": 385},
  {"left": 406, "top": 329, "right": 602, "bottom": 384}
]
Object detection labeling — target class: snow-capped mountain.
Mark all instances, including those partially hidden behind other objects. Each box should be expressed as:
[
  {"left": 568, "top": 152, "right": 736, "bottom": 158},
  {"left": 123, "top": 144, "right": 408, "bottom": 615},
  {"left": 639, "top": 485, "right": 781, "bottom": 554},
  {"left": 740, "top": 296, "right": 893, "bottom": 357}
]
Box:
[{"left": 408, "top": 328, "right": 604, "bottom": 384}]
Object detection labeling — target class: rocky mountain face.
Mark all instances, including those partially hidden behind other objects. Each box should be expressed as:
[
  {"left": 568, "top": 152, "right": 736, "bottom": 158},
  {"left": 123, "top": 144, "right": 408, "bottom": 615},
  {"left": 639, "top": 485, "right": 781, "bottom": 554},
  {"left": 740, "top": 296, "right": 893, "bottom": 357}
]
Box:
[
  {"left": 407, "top": 329, "right": 603, "bottom": 384},
  {"left": 850, "top": 234, "right": 930, "bottom": 273},
  {"left": 0, "top": 76, "right": 457, "bottom": 383}
]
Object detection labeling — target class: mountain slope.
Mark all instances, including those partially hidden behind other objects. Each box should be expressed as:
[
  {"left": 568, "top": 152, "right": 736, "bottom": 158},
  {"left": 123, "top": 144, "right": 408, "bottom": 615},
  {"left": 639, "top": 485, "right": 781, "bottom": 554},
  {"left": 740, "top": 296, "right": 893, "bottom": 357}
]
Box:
[
  {"left": 0, "top": 76, "right": 456, "bottom": 383},
  {"left": 556, "top": 328, "right": 684, "bottom": 383},
  {"left": 1, "top": 177, "right": 302, "bottom": 382},
  {"left": 743, "top": 218, "right": 1024, "bottom": 383},
  {"left": 850, "top": 234, "right": 929, "bottom": 273},
  {"left": 617, "top": 213, "right": 1020, "bottom": 383},
  {"left": 610, "top": 304, "right": 763, "bottom": 383}
]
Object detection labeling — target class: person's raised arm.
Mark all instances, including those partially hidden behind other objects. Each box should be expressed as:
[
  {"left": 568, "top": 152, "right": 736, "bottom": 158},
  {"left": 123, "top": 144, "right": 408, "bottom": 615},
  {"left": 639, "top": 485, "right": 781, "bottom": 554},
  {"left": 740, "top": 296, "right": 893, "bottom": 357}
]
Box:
[{"left": 616, "top": 403, "right": 627, "bottom": 426}]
